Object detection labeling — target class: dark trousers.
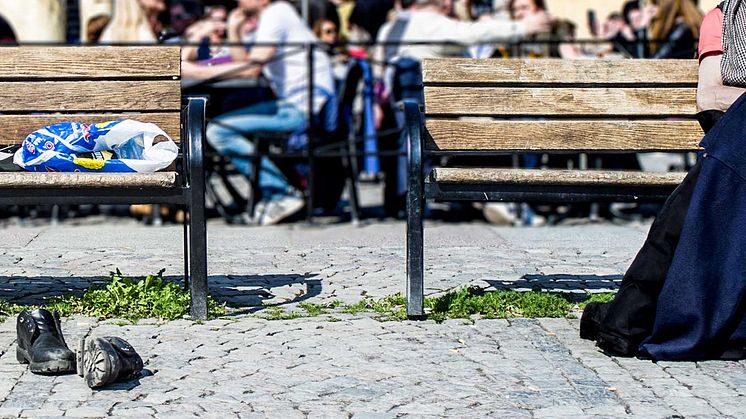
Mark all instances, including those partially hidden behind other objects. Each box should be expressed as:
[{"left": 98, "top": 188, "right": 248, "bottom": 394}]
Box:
[
  {"left": 597, "top": 161, "right": 701, "bottom": 355},
  {"left": 597, "top": 110, "right": 724, "bottom": 355}
]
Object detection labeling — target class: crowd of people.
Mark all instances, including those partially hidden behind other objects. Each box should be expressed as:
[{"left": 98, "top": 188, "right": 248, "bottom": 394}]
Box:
[{"left": 0, "top": 0, "right": 713, "bottom": 225}]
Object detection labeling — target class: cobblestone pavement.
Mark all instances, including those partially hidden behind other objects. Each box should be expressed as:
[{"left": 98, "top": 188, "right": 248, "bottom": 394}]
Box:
[{"left": 0, "top": 220, "right": 744, "bottom": 418}]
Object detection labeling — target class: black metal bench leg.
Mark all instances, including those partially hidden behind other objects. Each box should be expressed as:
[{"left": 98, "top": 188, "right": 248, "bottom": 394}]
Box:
[
  {"left": 183, "top": 205, "right": 190, "bottom": 292},
  {"left": 247, "top": 136, "right": 261, "bottom": 221},
  {"left": 186, "top": 97, "right": 209, "bottom": 320},
  {"left": 345, "top": 131, "right": 361, "bottom": 224},
  {"left": 403, "top": 101, "right": 425, "bottom": 319}
]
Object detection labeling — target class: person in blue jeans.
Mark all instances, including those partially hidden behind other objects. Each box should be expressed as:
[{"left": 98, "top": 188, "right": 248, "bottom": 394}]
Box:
[
  {"left": 206, "top": 101, "right": 306, "bottom": 211},
  {"left": 182, "top": 0, "right": 336, "bottom": 225}
]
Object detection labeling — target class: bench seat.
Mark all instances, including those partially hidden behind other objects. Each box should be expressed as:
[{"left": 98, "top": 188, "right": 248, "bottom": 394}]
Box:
[
  {"left": 0, "top": 172, "right": 178, "bottom": 189},
  {"left": 431, "top": 168, "right": 686, "bottom": 187}
]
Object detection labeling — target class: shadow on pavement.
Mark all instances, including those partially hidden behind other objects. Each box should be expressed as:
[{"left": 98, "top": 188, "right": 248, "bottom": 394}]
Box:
[
  {"left": 0, "top": 273, "right": 322, "bottom": 312},
  {"left": 484, "top": 274, "right": 622, "bottom": 296}
]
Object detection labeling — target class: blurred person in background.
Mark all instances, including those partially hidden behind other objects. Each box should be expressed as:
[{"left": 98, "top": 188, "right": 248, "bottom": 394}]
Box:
[
  {"left": 180, "top": 5, "right": 231, "bottom": 62},
  {"left": 306, "top": 0, "right": 341, "bottom": 30},
  {"left": 313, "top": 18, "right": 349, "bottom": 79},
  {"left": 649, "top": 0, "right": 703, "bottom": 59},
  {"left": 167, "top": 0, "right": 204, "bottom": 40},
  {"left": 99, "top": 0, "right": 166, "bottom": 43},
  {"left": 0, "top": 16, "right": 14, "bottom": 43},
  {"left": 373, "top": 0, "right": 550, "bottom": 218},
  {"left": 376, "top": 0, "right": 550, "bottom": 71},
  {"left": 621, "top": 0, "right": 659, "bottom": 57},
  {"left": 349, "top": 0, "right": 395, "bottom": 43},
  {"left": 600, "top": 11, "right": 638, "bottom": 57},
  {"left": 85, "top": 15, "right": 111, "bottom": 44},
  {"left": 508, "top": 0, "right": 589, "bottom": 59},
  {"left": 182, "top": 0, "right": 336, "bottom": 225}
]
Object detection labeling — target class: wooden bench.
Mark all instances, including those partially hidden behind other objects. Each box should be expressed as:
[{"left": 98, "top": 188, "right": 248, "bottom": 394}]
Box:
[
  {"left": 0, "top": 47, "right": 210, "bottom": 319},
  {"left": 403, "top": 58, "right": 702, "bottom": 318}
]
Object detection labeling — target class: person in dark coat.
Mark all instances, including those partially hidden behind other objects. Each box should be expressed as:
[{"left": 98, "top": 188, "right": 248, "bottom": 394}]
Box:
[{"left": 580, "top": 1, "right": 746, "bottom": 360}]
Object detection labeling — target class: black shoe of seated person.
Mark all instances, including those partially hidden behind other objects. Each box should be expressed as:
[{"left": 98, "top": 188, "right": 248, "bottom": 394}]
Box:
[
  {"left": 579, "top": 301, "right": 610, "bottom": 341},
  {"left": 77, "top": 336, "right": 144, "bottom": 389},
  {"left": 16, "top": 309, "right": 77, "bottom": 374}
]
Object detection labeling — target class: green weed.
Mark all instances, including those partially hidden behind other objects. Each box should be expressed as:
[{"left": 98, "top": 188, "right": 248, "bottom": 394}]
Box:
[
  {"left": 45, "top": 269, "right": 225, "bottom": 322},
  {"left": 425, "top": 286, "right": 606, "bottom": 322},
  {"left": 261, "top": 306, "right": 304, "bottom": 321},
  {"left": 0, "top": 299, "right": 26, "bottom": 322}
]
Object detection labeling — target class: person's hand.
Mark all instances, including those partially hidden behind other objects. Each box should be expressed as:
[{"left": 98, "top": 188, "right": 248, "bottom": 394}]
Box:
[
  {"left": 185, "top": 20, "right": 226, "bottom": 41},
  {"left": 227, "top": 8, "right": 247, "bottom": 36},
  {"left": 522, "top": 11, "right": 552, "bottom": 35},
  {"left": 181, "top": 60, "right": 204, "bottom": 78},
  {"left": 601, "top": 18, "right": 624, "bottom": 39},
  {"left": 638, "top": 4, "right": 659, "bottom": 30},
  {"left": 241, "top": 14, "right": 258, "bottom": 36}
]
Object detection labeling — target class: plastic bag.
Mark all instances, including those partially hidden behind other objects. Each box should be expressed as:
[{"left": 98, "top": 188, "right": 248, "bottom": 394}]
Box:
[{"left": 13, "top": 120, "right": 178, "bottom": 173}]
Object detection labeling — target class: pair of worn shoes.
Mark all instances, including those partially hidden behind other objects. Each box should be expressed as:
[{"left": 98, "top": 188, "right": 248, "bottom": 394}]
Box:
[{"left": 16, "top": 309, "right": 143, "bottom": 388}]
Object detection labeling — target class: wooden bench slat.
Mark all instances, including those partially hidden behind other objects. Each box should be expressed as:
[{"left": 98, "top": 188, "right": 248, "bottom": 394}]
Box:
[
  {"left": 0, "top": 113, "right": 181, "bottom": 146},
  {"left": 425, "top": 120, "right": 702, "bottom": 151},
  {"left": 424, "top": 87, "right": 698, "bottom": 116},
  {"left": 0, "top": 172, "right": 178, "bottom": 188},
  {"left": 0, "top": 80, "right": 181, "bottom": 112},
  {"left": 432, "top": 168, "right": 687, "bottom": 186},
  {"left": 422, "top": 58, "right": 699, "bottom": 86},
  {"left": 0, "top": 47, "right": 180, "bottom": 79}
]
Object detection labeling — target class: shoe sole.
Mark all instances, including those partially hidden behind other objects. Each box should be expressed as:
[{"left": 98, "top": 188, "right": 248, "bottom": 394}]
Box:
[
  {"left": 259, "top": 198, "right": 305, "bottom": 226},
  {"left": 78, "top": 337, "right": 116, "bottom": 389},
  {"left": 16, "top": 346, "right": 75, "bottom": 374}
]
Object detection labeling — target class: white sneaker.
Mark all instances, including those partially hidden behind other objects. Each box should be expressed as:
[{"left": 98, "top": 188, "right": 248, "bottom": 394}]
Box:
[
  {"left": 482, "top": 202, "right": 518, "bottom": 225},
  {"left": 254, "top": 195, "right": 305, "bottom": 226}
]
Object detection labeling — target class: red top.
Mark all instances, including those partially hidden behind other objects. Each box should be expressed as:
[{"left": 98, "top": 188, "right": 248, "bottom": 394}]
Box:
[{"left": 699, "top": 7, "right": 724, "bottom": 62}]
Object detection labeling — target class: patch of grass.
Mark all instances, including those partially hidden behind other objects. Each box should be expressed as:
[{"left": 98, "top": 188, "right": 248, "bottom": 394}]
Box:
[
  {"left": 425, "top": 287, "right": 575, "bottom": 322},
  {"left": 45, "top": 269, "right": 225, "bottom": 322},
  {"left": 0, "top": 299, "right": 27, "bottom": 322},
  {"left": 261, "top": 306, "right": 304, "bottom": 321},
  {"left": 297, "top": 300, "right": 344, "bottom": 316},
  {"left": 342, "top": 294, "right": 407, "bottom": 321}
]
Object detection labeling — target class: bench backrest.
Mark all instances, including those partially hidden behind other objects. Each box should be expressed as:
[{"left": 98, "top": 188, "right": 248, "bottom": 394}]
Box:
[
  {"left": 422, "top": 58, "right": 701, "bottom": 153},
  {"left": 0, "top": 46, "right": 181, "bottom": 147}
]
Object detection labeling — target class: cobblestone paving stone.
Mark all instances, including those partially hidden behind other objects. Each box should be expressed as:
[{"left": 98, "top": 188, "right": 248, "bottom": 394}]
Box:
[{"left": 0, "top": 220, "right": 744, "bottom": 418}]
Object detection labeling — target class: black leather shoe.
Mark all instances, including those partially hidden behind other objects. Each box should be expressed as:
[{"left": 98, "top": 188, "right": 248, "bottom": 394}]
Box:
[
  {"left": 16, "top": 309, "right": 76, "bottom": 374},
  {"left": 579, "top": 301, "right": 609, "bottom": 341},
  {"left": 77, "top": 336, "right": 144, "bottom": 389}
]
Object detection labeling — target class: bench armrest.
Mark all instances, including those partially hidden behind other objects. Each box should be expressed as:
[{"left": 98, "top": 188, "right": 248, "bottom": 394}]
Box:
[
  {"left": 184, "top": 97, "right": 207, "bottom": 191},
  {"left": 400, "top": 99, "right": 426, "bottom": 318}
]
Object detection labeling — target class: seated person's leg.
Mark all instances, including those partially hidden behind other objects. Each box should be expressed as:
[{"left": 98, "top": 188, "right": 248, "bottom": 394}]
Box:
[
  {"left": 206, "top": 101, "right": 307, "bottom": 224},
  {"left": 206, "top": 101, "right": 280, "bottom": 177}
]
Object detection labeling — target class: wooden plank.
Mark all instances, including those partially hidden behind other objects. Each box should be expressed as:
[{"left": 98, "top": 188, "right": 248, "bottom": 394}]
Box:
[
  {"left": 0, "top": 113, "right": 181, "bottom": 145},
  {"left": 0, "top": 172, "right": 177, "bottom": 188},
  {"left": 0, "top": 47, "right": 180, "bottom": 79},
  {"left": 425, "top": 120, "right": 702, "bottom": 151},
  {"left": 432, "top": 168, "right": 686, "bottom": 186},
  {"left": 0, "top": 80, "right": 181, "bottom": 112},
  {"left": 424, "top": 87, "right": 698, "bottom": 116},
  {"left": 422, "top": 58, "right": 698, "bottom": 85}
]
